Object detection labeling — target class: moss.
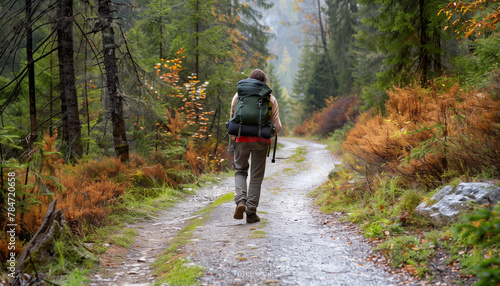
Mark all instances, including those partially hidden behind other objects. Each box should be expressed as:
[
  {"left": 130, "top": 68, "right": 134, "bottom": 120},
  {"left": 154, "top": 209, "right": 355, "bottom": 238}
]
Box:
[
  {"left": 288, "top": 146, "right": 307, "bottom": 164},
  {"left": 257, "top": 218, "right": 268, "bottom": 229},
  {"left": 155, "top": 258, "right": 203, "bottom": 286},
  {"left": 251, "top": 230, "right": 266, "bottom": 238},
  {"left": 110, "top": 228, "right": 137, "bottom": 248},
  {"left": 132, "top": 170, "right": 157, "bottom": 188}
]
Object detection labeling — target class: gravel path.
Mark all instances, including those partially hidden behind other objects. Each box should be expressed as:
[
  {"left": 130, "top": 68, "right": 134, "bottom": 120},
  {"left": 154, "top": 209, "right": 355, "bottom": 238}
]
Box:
[{"left": 90, "top": 138, "right": 412, "bottom": 285}]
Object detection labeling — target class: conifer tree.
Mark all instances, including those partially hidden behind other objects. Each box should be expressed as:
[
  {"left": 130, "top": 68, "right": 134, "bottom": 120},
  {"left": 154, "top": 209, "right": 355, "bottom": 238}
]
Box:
[
  {"left": 26, "top": 0, "right": 38, "bottom": 145},
  {"left": 326, "top": 0, "right": 358, "bottom": 95},
  {"left": 56, "top": 0, "right": 83, "bottom": 159},
  {"left": 98, "top": 0, "right": 129, "bottom": 162},
  {"left": 266, "top": 62, "right": 282, "bottom": 101},
  {"left": 356, "top": 0, "right": 451, "bottom": 88}
]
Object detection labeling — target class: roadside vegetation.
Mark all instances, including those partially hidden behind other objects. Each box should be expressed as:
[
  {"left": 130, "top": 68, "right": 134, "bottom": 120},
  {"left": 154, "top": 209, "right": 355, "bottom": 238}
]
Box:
[
  {"left": 305, "top": 79, "right": 499, "bottom": 284},
  {"left": 291, "top": 0, "right": 500, "bottom": 284},
  {"left": 0, "top": 129, "right": 230, "bottom": 284},
  {"left": 0, "top": 48, "right": 234, "bottom": 283}
]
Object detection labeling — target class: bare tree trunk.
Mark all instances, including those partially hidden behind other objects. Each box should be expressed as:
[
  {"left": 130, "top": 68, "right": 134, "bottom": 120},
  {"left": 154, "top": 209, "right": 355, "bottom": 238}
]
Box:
[
  {"left": 419, "top": 0, "right": 430, "bottom": 86},
  {"left": 26, "top": 0, "right": 38, "bottom": 145},
  {"left": 49, "top": 54, "right": 54, "bottom": 137},
  {"left": 316, "top": 0, "right": 334, "bottom": 75},
  {"left": 195, "top": 0, "right": 199, "bottom": 78},
  {"left": 57, "top": 0, "right": 82, "bottom": 159},
  {"left": 99, "top": 0, "right": 129, "bottom": 162},
  {"left": 159, "top": 0, "right": 164, "bottom": 60},
  {"left": 84, "top": 1, "right": 90, "bottom": 155}
]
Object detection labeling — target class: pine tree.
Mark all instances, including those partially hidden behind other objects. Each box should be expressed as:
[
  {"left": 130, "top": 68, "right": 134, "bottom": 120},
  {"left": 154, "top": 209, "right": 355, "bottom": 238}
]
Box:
[
  {"left": 326, "top": 0, "right": 358, "bottom": 95},
  {"left": 56, "top": 0, "right": 83, "bottom": 159},
  {"left": 266, "top": 62, "right": 282, "bottom": 101},
  {"left": 99, "top": 0, "right": 129, "bottom": 162},
  {"left": 356, "top": 0, "right": 451, "bottom": 89}
]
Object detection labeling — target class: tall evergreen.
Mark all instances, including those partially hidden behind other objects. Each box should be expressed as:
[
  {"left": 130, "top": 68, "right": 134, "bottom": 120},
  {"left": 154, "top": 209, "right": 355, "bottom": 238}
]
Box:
[
  {"left": 98, "top": 0, "right": 129, "bottom": 162},
  {"left": 352, "top": 1, "right": 388, "bottom": 112},
  {"left": 304, "top": 53, "right": 337, "bottom": 114},
  {"left": 326, "top": 0, "right": 358, "bottom": 95},
  {"left": 56, "top": 0, "right": 83, "bottom": 159},
  {"left": 292, "top": 44, "right": 336, "bottom": 116},
  {"left": 266, "top": 62, "right": 282, "bottom": 101},
  {"left": 232, "top": 0, "right": 274, "bottom": 67},
  {"left": 356, "top": 0, "right": 451, "bottom": 89}
]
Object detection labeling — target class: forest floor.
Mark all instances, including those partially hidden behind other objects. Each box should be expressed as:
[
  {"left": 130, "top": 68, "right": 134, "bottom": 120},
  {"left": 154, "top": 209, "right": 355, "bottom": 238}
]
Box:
[{"left": 87, "top": 138, "right": 466, "bottom": 286}]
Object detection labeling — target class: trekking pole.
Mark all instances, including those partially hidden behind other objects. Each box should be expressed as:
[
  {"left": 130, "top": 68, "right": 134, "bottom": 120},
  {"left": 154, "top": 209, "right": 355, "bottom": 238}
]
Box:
[
  {"left": 272, "top": 135, "right": 277, "bottom": 163},
  {"left": 228, "top": 135, "right": 234, "bottom": 155}
]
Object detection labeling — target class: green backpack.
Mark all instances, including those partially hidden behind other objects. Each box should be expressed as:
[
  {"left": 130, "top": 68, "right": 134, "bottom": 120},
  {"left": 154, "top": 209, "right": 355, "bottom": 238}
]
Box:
[
  {"left": 228, "top": 78, "right": 274, "bottom": 138},
  {"left": 231, "top": 78, "right": 273, "bottom": 125}
]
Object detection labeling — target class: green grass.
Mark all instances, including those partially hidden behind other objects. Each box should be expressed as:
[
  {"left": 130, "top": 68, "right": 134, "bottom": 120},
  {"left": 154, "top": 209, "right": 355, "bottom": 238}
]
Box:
[
  {"left": 251, "top": 230, "right": 266, "bottom": 238},
  {"left": 289, "top": 146, "right": 307, "bottom": 163},
  {"left": 156, "top": 257, "right": 203, "bottom": 286},
  {"left": 257, "top": 217, "right": 268, "bottom": 229},
  {"left": 54, "top": 268, "right": 92, "bottom": 286},
  {"left": 377, "top": 235, "right": 435, "bottom": 277},
  {"left": 31, "top": 225, "right": 99, "bottom": 284},
  {"left": 110, "top": 228, "right": 138, "bottom": 248},
  {"left": 152, "top": 192, "right": 234, "bottom": 286}
]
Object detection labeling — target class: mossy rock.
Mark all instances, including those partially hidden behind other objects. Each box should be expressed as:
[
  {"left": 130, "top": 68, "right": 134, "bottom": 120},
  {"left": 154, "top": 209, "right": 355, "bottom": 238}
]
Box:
[
  {"left": 328, "top": 166, "right": 343, "bottom": 180},
  {"left": 132, "top": 170, "right": 157, "bottom": 188}
]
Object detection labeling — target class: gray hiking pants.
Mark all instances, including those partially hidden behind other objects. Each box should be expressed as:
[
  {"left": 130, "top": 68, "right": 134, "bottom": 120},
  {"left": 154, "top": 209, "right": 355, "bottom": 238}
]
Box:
[{"left": 233, "top": 141, "right": 269, "bottom": 215}]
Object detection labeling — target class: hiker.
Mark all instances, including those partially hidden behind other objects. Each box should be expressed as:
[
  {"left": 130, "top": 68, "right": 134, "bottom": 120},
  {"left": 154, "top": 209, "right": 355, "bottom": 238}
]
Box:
[{"left": 230, "top": 69, "right": 282, "bottom": 223}]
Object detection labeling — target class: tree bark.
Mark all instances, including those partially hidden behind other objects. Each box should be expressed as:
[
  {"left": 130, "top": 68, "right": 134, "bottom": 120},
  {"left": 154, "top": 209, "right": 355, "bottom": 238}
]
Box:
[
  {"left": 99, "top": 0, "right": 129, "bottom": 162},
  {"left": 57, "top": 0, "right": 83, "bottom": 159},
  {"left": 195, "top": 0, "right": 199, "bottom": 78},
  {"left": 159, "top": 0, "right": 164, "bottom": 60},
  {"left": 419, "top": 0, "right": 430, "bottom": 86},
  {"left": 26, "top": 0, "right": 38, "bottom": 145},
  {"left": 316, "top": 0, "right": 334, "bottom": 75}
]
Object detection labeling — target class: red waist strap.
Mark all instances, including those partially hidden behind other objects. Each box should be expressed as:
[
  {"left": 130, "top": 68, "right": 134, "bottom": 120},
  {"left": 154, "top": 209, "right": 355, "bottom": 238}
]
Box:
[{"left": 235, "top": 136, "right": 271, "bottom": 144}]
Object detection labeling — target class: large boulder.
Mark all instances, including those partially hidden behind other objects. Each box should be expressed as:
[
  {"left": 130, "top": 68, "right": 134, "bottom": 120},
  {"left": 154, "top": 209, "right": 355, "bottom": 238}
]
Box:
[{"left": 416, "top": 182, "right": 500, "bottom": 226}]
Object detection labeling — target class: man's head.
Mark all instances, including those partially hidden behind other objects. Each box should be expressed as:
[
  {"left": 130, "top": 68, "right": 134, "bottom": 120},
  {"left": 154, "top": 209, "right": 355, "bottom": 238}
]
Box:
[{"left": 248, "top": 69, "right": 267, "bottom": 83}]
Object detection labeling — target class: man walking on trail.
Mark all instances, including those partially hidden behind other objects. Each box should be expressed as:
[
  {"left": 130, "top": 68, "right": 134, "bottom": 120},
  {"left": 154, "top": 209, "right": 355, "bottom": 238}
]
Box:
[{"left": 230, "top": 69, "right": 282, "bottom": 223}]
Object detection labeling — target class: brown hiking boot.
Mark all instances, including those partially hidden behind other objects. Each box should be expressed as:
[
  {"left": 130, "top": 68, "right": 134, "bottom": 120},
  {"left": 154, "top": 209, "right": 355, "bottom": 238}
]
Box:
[
  {"left": 233, "top": 201, "right": 246, "bottom": 219},
  {"left": 246, "top": 213, "right": 260, "bottom": 223}
]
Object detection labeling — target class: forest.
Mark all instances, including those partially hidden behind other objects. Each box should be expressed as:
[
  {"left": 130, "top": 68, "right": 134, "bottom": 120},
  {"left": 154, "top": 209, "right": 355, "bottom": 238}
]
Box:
[{"left": 0, "top": 0, "right": 499, "bottom": 284}]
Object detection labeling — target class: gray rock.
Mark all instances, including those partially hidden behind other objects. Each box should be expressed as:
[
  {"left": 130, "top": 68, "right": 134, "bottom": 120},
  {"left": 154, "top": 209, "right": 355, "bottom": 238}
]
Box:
[
  {"left": 416, "top": 182, "right": 500, "bottom": 225},
  {"left": 328, "top": 166, "right": 343, "bottom": 180}
]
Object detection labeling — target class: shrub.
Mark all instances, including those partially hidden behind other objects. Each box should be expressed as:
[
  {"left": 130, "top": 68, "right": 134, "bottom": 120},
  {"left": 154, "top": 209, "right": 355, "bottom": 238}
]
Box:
[
  {"left": 342, "top": 82, "right": 500, "bottom": 188},
  {"left": 315, "top": 96, "right": 358, "bottom": 137},
  {"left": 294, "top": 96, "right": 358, "bottom": 137},
  {"left": 456, "top": 204, "right": 500, "bottom": 285},
  {"left": 78, "top": 157, "right": 126, "bottom": 182}
]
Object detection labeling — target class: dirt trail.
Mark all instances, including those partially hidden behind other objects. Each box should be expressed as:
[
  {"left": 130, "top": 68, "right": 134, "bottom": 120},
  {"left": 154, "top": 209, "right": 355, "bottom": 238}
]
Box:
[{"left": 90, "top": 138, "right": 412, "bottom": 285}]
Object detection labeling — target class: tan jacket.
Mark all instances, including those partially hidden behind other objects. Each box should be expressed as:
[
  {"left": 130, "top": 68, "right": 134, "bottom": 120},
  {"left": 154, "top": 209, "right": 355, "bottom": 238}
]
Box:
[{"left": 231, "top": 93, "right": 282, "bottom": 135}]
